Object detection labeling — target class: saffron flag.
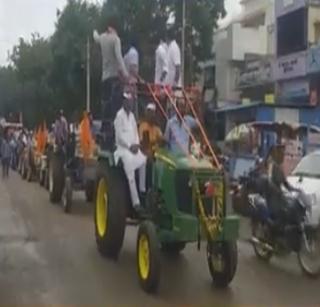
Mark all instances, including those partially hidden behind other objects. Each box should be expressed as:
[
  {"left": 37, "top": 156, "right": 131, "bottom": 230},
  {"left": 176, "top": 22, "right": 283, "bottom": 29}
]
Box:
[{"left": 80, "top": 112, "right": 93, "bottom": 160}]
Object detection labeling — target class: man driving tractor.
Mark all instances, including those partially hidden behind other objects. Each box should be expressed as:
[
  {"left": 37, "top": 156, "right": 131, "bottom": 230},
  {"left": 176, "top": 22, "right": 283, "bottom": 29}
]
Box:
[{"left": 164, "top": 98, "right": 197, "bottom": 155}]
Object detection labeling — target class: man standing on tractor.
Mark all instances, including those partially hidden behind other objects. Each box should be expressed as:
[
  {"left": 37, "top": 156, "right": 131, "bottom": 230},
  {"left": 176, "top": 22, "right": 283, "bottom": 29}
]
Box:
[
  {"left": 124, "top": 38, "right": 140, "bottom": 116},
  {"left": 164, "top": 99, "right": 197, "bottom": 155},
  {"left": 114, "top": 92, "right": 147, "bottom": 213},
  {"left": 155, "top": 34, "right": 168, "bottom": 86},
  {"left": 54, "top": 109, "right": 68, "bottom": 148},
  {"left": 93, "top": 16, "right": 129, "bottom": 149},
  {"left": 166, "top": 28, "right": 182, "bottom": 88}
]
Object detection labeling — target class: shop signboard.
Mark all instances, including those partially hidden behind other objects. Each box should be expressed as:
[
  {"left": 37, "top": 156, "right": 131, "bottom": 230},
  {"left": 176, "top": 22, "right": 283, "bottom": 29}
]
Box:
[
  {"left": 274, "top": 51, "right": 307, "bottom": 80},
  {"left": 237, "top": 58, "right": 273, "bottom": 88},
  {"left": 280, "top": 79, "right": 310, "bottom": 99},
  {"left": 308, "top": 44, "right": 320, "bottom": 74}
]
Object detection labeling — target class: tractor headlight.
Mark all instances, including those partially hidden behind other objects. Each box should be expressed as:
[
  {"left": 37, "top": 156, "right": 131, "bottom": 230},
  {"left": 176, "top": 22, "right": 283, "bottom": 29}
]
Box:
[{"left": 205, "top": 181, "right": 215, "bottom": 198}]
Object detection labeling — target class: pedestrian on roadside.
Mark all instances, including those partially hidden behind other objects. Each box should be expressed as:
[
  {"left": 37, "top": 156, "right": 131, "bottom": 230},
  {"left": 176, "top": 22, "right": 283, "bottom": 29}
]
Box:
[{"left": 1, "top": 128, "right": 12, "bottom": 179}]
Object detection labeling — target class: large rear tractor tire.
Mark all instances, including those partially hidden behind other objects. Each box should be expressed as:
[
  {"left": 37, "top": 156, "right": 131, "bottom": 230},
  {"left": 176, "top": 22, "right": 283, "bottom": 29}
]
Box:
[
  {"left": 49, "top": 154, "right": 65, "bottom": 203},
  {"left": 26, "top": 165, "right": 33, "bottom": 182},
  {"left": 85, "top": 180, "right": 95, "bottom": 203},
  {"left": 22, "top": 160, "right": 28, "bottom": 180},
  {"left": 39, "top": 169, "right": 45, "bottom": 187},
  {"left": 137, "top": 221, "right": 161, "bottom": 293},
  {"left": 62, "top": 176, "right": 73, "bottom": 214},
  {"left": 207, "top": 241, "right": 238, "bottom": 288},
  {"left": 94, "top": 161, "right": 127, "bottom": 260}
]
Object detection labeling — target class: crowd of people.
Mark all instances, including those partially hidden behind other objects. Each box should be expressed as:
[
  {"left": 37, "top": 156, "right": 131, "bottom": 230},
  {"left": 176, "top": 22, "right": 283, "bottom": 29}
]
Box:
[
  {"left": 92, "top": 16, "right": 203, "bottom": 213},
  {"left": 0, "top": 125, "right": 30, "bottom": 179},
  {"left": 0, "top": 17, "right": 200, "bottom": 215}
]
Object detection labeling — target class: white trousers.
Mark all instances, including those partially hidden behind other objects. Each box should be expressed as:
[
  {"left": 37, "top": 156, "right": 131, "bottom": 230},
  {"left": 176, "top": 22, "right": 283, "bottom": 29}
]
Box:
[{"left": 123, "top": 162, "right": 146, "bottom": 206}]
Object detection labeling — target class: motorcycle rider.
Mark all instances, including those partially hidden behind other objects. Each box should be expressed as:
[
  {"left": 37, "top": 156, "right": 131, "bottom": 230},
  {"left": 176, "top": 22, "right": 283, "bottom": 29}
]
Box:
[{"left": 264, "top": 145, "right": 301, "bottom": 222}]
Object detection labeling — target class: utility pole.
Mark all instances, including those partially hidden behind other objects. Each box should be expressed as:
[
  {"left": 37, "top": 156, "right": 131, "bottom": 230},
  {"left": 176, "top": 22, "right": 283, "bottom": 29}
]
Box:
[
  {"left": 86, "top": 36, "right": 91, "bottom": 112},
  {"left": 181, "top": 0, "right": 186, "bottom": 87}
]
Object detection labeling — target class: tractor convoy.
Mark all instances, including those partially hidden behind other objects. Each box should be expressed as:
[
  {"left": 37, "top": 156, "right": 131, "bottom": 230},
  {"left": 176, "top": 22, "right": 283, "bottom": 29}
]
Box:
[{"left": 12, "top": 85, "right": 240, "bottom": 294}]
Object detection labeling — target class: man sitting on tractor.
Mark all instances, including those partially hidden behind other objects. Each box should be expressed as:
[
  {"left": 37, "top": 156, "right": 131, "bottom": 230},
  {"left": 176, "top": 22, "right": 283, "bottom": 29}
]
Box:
[
  {"left": 114, "top": 92, "right": 147, "bottom": 212},
  {"left": 139, "top": 103, "right": 164, "bottom": 159},
  {"left": 164, "top": 98, "right": 197, "bottom": 155}
]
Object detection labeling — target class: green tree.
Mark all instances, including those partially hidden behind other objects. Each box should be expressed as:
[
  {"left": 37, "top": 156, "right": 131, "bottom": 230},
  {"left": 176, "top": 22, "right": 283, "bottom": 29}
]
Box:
[
  {"left": 10, "top": 34, "right": 54, "bottom": 126},
  {"left": 0, "top": 0, "right": 226, "bottom": 127},
  {"left": 50, "top": 0, "right": 100, "bottom": 119}
]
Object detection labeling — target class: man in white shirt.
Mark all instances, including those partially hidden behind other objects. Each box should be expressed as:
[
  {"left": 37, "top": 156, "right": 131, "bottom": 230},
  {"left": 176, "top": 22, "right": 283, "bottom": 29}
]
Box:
[
  {"left": 124, "top": 40, "right": 139, "bottom": 80},
  {"left": 155, "top": 36, "right": 168, "bottom": 85},
  {"left": 114, "top": 93, "right": 147, "bottom": 211},
  {"left": 124, "top": 40, "right": 139, "bottom": 115},
  {"left": 166, "top": 29, "right": 182, "bottom": 87}
]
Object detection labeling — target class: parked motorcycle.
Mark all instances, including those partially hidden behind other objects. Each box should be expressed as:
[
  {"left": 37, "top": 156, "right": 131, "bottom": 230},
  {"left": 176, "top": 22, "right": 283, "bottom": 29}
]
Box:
[{"left": 232, "top": 171, "right": 320, "bottom": 278}]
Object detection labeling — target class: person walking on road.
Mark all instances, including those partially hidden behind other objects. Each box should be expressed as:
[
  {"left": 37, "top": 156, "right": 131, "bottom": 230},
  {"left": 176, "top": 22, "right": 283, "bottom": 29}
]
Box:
[{"left": 1, "top": 129, "right": 12, "bottom": 179}]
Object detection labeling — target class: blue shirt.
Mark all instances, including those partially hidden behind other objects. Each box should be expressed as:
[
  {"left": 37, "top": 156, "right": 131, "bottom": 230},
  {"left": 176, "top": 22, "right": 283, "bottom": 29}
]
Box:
[
  {"left": 1, "top": 139, "right": 12, "bottom": 159},
  {"left": 164, "top": 115, "right": 197, "bottom": 155}
]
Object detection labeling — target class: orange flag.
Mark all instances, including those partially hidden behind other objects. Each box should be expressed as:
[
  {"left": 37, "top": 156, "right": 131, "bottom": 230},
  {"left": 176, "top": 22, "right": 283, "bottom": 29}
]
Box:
[
  {"left": 42, "top": 121, "right": 48, "bottom": 153},
  {"left": 36, "top": 125, "right": 42, "bottom": 153},
  {"left": 80, "top": 112, "right": 93, "bottom": 160}
]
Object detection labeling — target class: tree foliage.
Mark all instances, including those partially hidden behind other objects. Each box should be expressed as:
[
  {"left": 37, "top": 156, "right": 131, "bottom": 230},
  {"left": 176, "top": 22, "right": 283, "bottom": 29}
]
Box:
[{"left": 0, "top": 0, "right": 225, "bottom": 127}]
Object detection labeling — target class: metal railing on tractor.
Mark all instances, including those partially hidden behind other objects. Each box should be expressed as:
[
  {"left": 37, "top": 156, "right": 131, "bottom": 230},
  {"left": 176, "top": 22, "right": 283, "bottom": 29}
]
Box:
[{"left": 141, "top": 82, "right": 225, "bottom": 244}]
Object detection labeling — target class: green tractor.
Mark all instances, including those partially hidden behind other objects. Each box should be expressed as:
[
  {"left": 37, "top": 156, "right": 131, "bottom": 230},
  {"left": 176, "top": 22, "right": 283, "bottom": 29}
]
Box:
[{"left": 94, "top": 146, "right": 239, "bottom": 293}]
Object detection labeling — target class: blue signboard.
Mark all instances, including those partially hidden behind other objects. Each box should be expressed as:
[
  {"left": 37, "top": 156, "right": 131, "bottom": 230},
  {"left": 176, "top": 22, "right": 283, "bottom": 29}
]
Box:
[{"left": 308, "top": 45, "right": 320, "bottom": 74}]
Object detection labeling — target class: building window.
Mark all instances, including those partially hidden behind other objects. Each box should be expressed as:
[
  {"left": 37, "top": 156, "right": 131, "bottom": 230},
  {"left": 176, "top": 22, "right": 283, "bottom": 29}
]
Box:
[{"left": 277, "top": 8, "right": 308, "bottom": 56}]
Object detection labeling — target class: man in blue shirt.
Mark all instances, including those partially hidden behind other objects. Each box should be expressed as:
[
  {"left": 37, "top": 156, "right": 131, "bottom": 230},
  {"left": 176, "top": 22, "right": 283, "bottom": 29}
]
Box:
[{"left": 164, "top": 99, "right": 197, "bottom": 155}]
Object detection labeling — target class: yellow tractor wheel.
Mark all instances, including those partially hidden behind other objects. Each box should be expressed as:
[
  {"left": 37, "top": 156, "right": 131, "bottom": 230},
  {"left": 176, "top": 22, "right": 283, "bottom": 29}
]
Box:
[{"left": 136, "top": 221, "right": 161, "bottom": 293}]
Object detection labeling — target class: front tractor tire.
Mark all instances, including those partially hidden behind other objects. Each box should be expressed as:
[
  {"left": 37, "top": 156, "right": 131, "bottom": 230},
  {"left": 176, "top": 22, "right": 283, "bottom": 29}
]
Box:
[
  {"left": 49, "top": 154, "right": 65, "bottom": 203},
  {"left": 62, "top": 176, "right": 73, "bottom": 214},
  {"left": 94, "top": 162, "right": 127, "bottom": 260},
  {"left": 207, "top": 241, "right": 238, "bottom": 288},
  {"left": 137, "top": 221, "right": 161, "bottom": 293}
]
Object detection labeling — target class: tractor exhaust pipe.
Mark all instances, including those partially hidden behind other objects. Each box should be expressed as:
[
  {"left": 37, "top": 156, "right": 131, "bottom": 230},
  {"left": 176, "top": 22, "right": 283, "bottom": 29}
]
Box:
[{"left": 251, "top": 237, "right": 274, "bottom": 252}]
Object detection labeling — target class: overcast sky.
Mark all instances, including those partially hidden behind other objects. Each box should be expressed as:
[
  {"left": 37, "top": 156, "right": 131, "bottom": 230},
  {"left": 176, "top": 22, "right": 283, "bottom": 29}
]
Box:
[{"left": 0, "top": 0, "right": 241, "bottom": 65}]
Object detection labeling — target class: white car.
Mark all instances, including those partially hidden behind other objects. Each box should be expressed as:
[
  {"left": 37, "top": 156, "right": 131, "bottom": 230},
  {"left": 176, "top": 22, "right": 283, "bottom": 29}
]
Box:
[{"left": 287, "top": 151, "right": 320, "bottom": 226}]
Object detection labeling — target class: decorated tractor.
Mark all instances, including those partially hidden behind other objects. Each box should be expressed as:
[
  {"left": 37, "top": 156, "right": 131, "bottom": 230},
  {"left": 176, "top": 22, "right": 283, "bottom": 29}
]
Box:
[
  {"left": 19, "top": 138, "right": 37, "bottom": 182},
  {"left": 94, "top": 85, "right": 239, "bottom": 293},
  {"left": 48, "top": 114, "right": 97, "bottom": 213}
]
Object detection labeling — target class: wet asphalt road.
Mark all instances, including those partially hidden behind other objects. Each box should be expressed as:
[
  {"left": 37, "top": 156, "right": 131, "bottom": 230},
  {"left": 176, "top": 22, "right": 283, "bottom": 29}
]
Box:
[{"left": 0, "top": 172, "right": 319, "bottom": 306}]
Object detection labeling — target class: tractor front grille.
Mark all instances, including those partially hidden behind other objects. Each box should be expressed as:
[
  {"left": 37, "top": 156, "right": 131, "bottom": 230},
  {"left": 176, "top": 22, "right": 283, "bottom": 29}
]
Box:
[
  {"left": 175, "top": 170, "right": 222, "bottom": 217},
  {"left": 175, "top": 170, "right": 193, "bottom": 215}
]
